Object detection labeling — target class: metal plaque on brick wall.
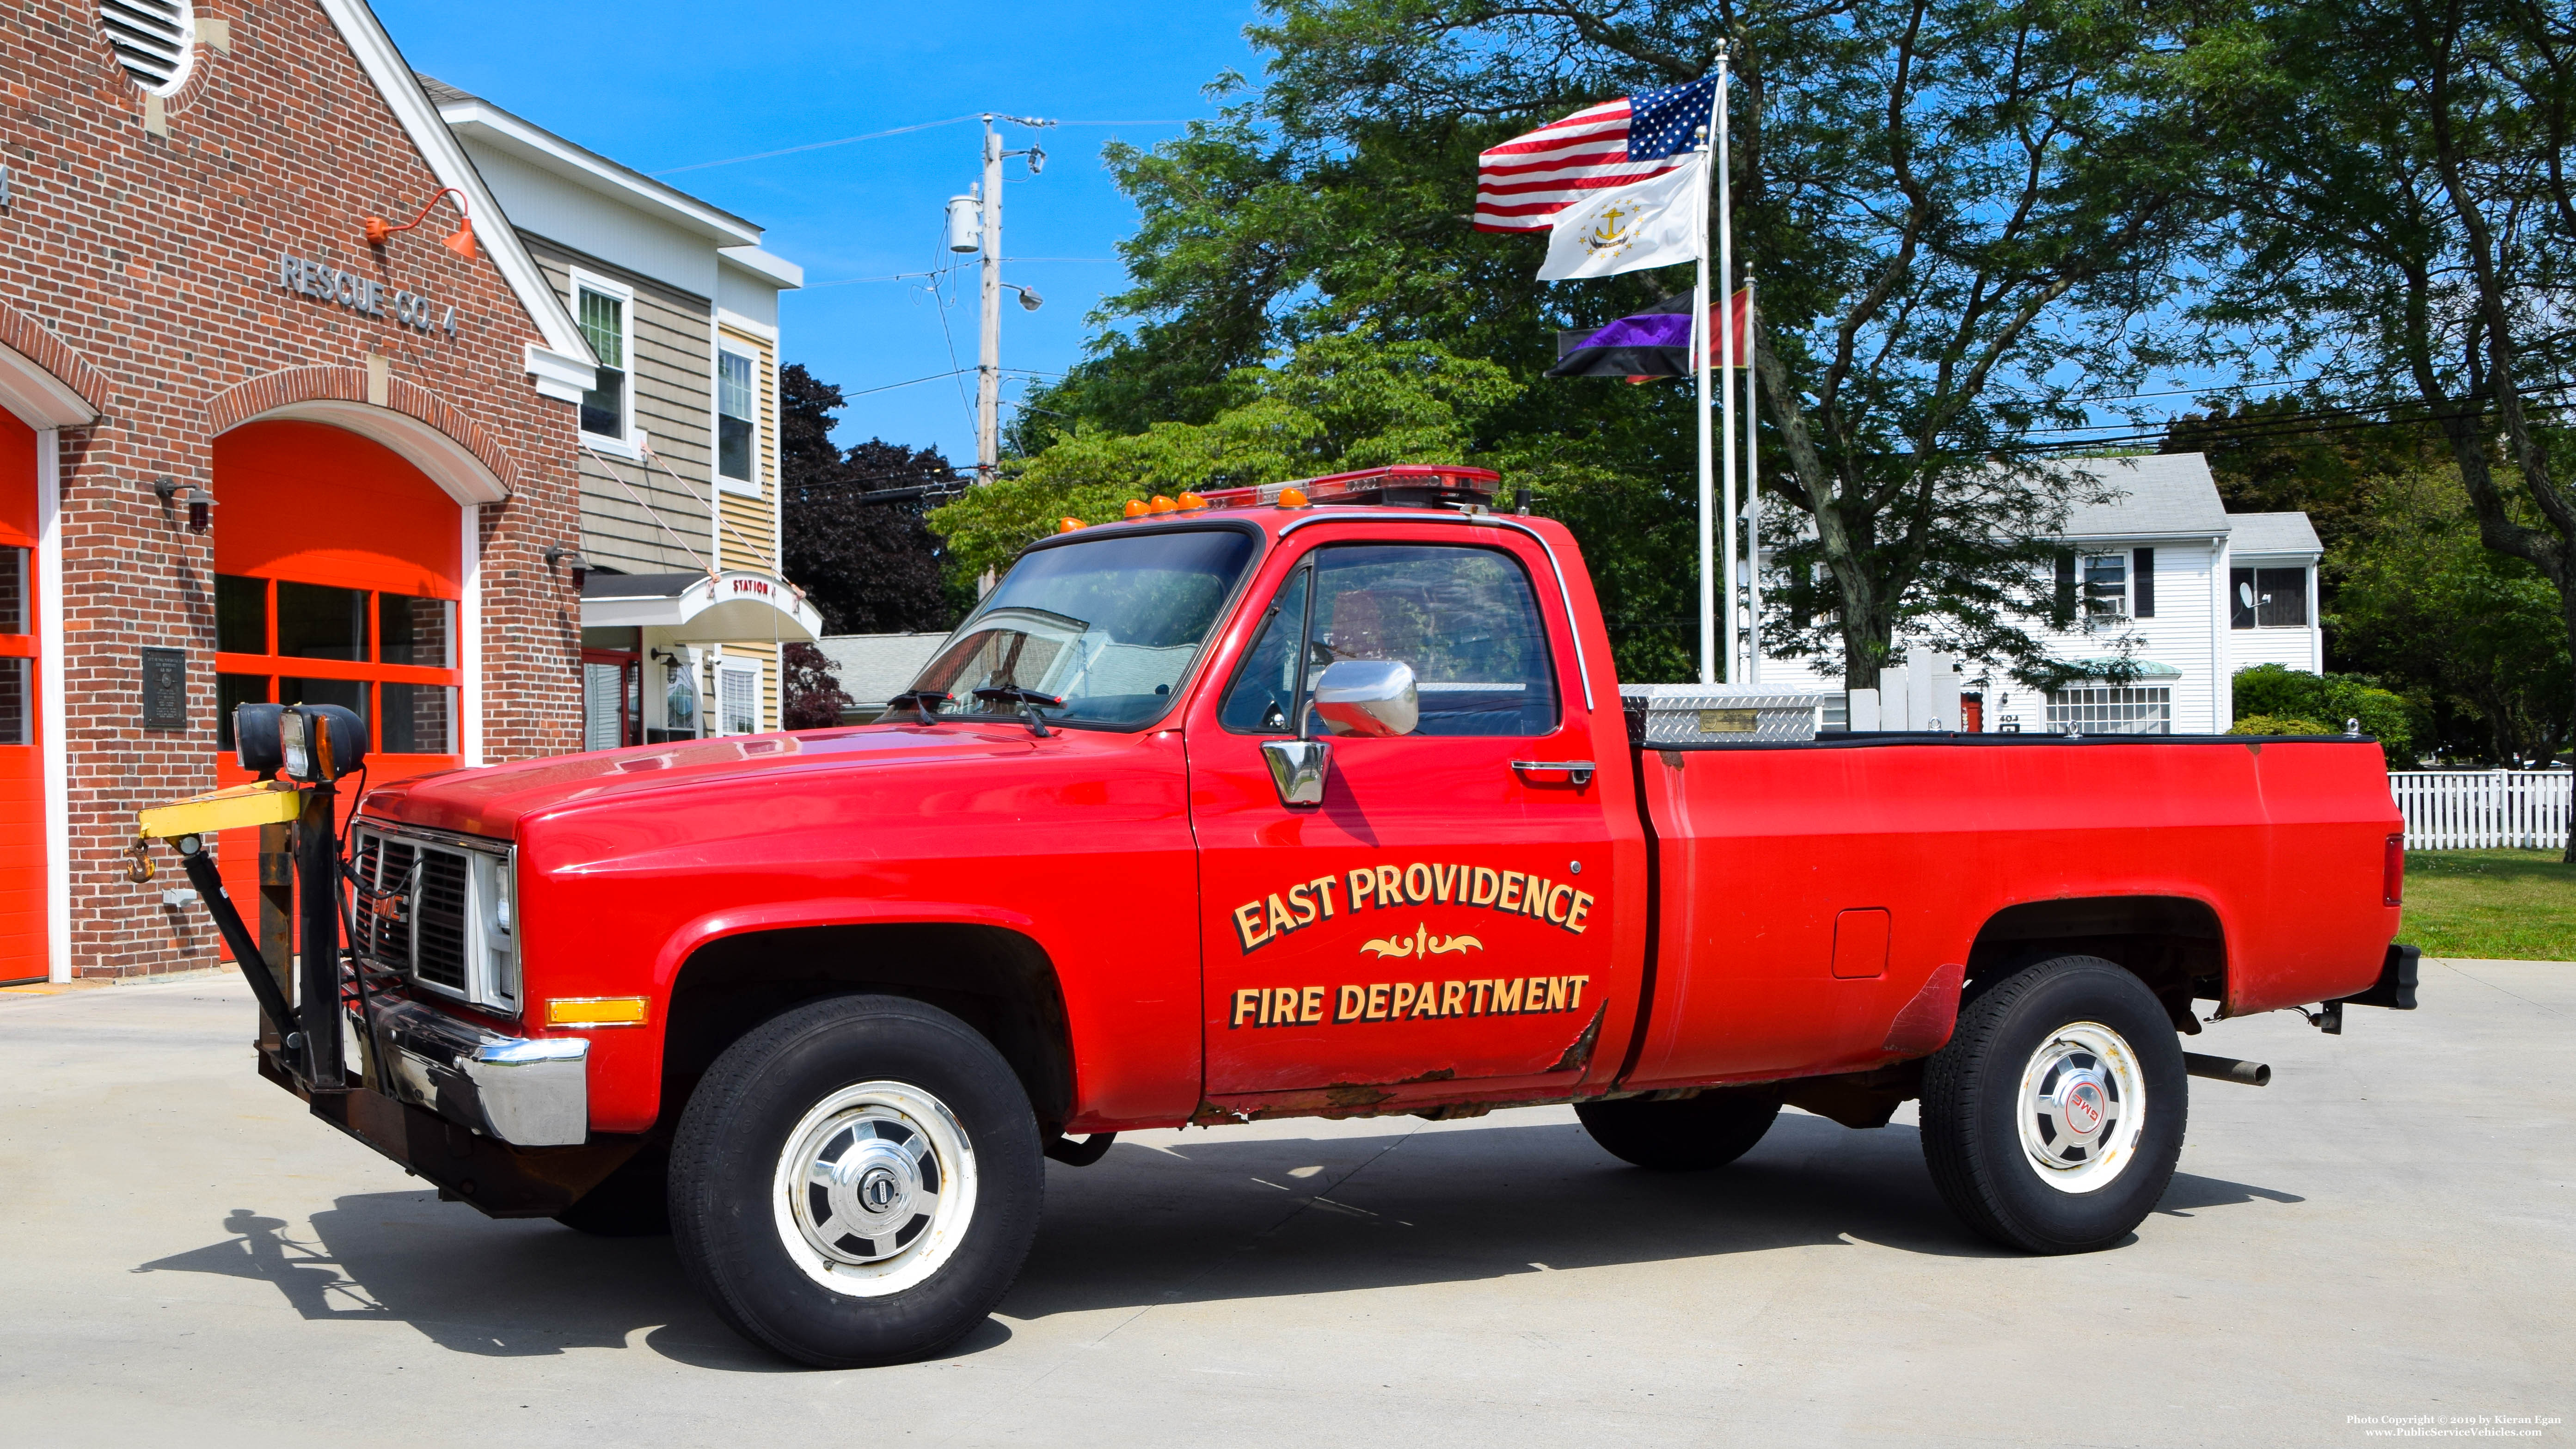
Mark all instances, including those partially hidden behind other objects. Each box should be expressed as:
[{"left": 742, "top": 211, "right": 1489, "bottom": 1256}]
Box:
[{"left": 141, "top": 647, "right": 186, "bottom": 730}]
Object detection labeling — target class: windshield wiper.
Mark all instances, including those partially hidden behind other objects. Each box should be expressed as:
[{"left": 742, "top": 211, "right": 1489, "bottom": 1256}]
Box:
[
  {"left": 972, "top": 687, "right": 1064, "bottom": 737},
  {"left": 881, "top": 688, "right": 953, "bottom": 724}
]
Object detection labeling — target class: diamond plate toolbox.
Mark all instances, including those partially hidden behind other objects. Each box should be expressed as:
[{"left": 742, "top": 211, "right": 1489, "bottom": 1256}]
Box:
[{"left": 1620, "top": 684, "right": 1831, "bottom": 745}]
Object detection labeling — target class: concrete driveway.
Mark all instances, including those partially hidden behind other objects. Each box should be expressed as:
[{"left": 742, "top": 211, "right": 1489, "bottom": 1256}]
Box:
[{"left": 1, "top": 960, "right": 2567, "bottom": 1449}]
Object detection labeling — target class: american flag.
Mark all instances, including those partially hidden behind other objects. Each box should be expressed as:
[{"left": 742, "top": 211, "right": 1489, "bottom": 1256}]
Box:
[{"left": 1474, "top": 77, "right": 1720, "bottom": 233}]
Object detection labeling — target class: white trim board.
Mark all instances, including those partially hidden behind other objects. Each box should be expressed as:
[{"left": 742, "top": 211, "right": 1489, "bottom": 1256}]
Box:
[
  {"left": 37, "top": 428, "right": 67, "bottom": 982},
  {"left": 460, "top": 502, "right": 484, "bottom": 766}
]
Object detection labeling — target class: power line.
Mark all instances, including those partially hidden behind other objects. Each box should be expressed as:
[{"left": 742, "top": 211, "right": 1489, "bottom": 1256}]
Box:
[
  {"left": 651, "top": 116, "right": 981, "bottom": 176},
  {"left": 2006, "top": 381, "right": 2576, "bottom": 453},
  {"left": 651, "top": 118, "right": 1199, "bottom": 176}
]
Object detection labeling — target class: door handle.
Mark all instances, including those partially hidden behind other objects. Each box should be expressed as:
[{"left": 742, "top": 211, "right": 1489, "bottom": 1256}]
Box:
[{"left": 1511, "top": 759, "right": 1596, "bottom": 786}]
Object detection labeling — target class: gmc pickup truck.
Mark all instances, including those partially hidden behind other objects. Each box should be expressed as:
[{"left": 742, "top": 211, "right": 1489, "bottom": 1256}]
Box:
[{"left": 152, "top": 464, "right": 2417, "bottom": 1369}]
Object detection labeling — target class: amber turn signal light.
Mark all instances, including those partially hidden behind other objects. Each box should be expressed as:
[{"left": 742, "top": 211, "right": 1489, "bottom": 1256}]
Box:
[
  {"left": 1057, "top": 517, "right": 1084, "bottom": 533},
  {"left": 546, "top": 996, "right": 649, "bottom": 1028},
  {"left": 1177, "top": 491, "right": 1206, "bottom": 511},
  {"left": 1277, "top": 487, "right": 1310, "bottom": 509},
  {"left": 1123, "top": 499, "right": 1149, "bottom": 518},
  {"left": 1149, "top": 495, "right": 1177, "bottom": 513}
]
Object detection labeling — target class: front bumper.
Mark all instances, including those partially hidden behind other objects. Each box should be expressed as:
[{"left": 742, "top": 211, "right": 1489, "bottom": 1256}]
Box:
[{"left": 368, "top": 992, "right": 590, "bottom": 1148}]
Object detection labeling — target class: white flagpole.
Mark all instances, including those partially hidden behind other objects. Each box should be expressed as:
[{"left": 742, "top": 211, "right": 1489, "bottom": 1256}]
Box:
[
  {"left": 1715, "top": 54, "right": 1738, "bottom": 685},
  {"left": 1693, "top": 67, "right": 1720, "bottom": 686},
  {"left": 1744, "top": 272, "right": 1762, "bottom": 683}
]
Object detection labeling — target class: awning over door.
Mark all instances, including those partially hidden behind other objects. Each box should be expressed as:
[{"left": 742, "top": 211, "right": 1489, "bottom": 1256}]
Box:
[{"left": 583, "top": 570, "right": 822, "bottom": 645}]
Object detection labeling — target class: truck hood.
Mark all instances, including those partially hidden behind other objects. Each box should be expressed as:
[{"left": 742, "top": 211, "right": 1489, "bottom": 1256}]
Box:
[{"left": 357, "top": 724, "right": 1046, "bottom": 840}]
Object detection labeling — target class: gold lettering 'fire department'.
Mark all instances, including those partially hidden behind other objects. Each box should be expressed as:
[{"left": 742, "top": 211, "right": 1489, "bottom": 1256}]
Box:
[
  {"left": 1231, "top": 974, "right": 1594, "bottom": 1028},
  {"left": 1231, "top": 861, "right": 1597, "bottom": 953}
]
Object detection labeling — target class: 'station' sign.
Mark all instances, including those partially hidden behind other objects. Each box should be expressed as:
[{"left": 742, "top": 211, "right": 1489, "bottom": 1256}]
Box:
[{"left": 277, "top": 252, "right": 459, "bottom": 336}]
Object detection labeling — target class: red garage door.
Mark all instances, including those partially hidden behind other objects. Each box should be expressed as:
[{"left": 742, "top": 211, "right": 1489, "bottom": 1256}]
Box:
[
  {"left": 0, "top": 412, "right": 43, "bottom": 985},
  {"left": 209, "top": 421, "right": 464, "bottom": 955}
]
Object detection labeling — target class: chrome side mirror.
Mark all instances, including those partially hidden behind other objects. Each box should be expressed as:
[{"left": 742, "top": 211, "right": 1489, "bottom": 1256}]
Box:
[
  {"left": 1312, "top": 659, "right": 1419, "bottom": 738},
  {"left": 1262, "top": 737, "right": 1331, "bottom": 807}
]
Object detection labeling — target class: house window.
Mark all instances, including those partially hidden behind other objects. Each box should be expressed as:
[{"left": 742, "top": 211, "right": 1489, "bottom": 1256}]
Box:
[
  {"left": 2045, "top": 683, "right": 2171, "bottom": 735},
  {"left": 717, "top": 349, "right": 756, "bottom": 485},
  {"left": 574, "top": 275, "right": 632, "bottom": 442},
  {"left": 2230, "top": 567, "right": 2308, "bottom": 628},
  {"left": 717, "top": 659, "right": 761, "bottom": 736},
  {"left": 2080, "top": 553, "right": 2128, "bottom": 624}
]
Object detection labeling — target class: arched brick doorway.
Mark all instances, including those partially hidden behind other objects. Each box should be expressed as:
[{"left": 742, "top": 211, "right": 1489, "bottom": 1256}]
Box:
[{"left": 209, "top": 420, "right": 466, "bottom": 936}]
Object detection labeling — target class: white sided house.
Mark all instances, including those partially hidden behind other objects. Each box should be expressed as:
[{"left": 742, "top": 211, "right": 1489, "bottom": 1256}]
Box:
[
  {"left": 424, "top": 76, "right": 818, "bottom": 748},
  {"left": 1756, "top": 453, "right": 2325, "bottom": 735}
]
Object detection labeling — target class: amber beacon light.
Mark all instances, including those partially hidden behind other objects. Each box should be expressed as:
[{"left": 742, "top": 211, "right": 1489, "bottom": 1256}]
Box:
[{"left": 364, "top": 185, "right": 477, "bottom": 261}]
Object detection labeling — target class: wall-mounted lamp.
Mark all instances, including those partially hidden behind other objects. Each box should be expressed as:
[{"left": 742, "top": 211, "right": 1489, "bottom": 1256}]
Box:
[
  {"left": 153, "top": 477, "right": 215, "bottom": 534},
  {"left": 544, "top": 543, "right": 593, "bottom": 590},
  {"left": 364, "top": 185, "right": 477, "bottom": 262}
]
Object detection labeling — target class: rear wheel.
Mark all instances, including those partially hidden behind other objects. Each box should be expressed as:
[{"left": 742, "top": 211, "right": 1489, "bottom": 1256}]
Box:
[
  {"left": 1576, "top": 1087, "right": 1782, "bottom": 1171},
  {"left": 669, "top": 995, "right": 1043, "bottom": 1368},
  {"left": 1919, "top": 956, "right": 2186, "bottom": 1253}
]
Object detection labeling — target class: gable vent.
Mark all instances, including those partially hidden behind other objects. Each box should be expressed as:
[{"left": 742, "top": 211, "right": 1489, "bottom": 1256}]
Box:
[{"left": 98, "top": 0, "right": 194, "bottom": 94}]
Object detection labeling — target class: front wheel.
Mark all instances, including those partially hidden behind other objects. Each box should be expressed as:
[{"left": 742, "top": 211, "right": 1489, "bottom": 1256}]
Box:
[
  {"left": 1919, "top": 955, "right": 2186, "bottom": 1253},
  {"left": 669, "top": 995, "right": 1043, "bottom": 1368}
]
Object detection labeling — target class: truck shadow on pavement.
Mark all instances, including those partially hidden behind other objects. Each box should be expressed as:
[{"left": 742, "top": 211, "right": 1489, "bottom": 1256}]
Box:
[
  {"left": 999, "top": 1114, "right": 2305, "bottom": 1320},
  {"left": 132, "top": 1199, "right": 810, "bottom": 1370},
  {"left": 130, "top": 1113, "right": 2300, "bottom": 1370}
]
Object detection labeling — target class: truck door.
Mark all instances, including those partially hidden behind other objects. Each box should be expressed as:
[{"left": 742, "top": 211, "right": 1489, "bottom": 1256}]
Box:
[{"left": 1186, "top": 531, "right": 1622, "bottom": 1099}]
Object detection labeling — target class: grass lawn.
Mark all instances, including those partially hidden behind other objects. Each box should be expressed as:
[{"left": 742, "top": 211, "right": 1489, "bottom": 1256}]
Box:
[{"left": 2402, "top": 849, "right": 2576, "bottom": 961}]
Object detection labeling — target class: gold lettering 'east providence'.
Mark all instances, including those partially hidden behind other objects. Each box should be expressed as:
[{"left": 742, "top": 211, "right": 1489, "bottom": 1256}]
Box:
[
  {"left": 1229, "top": 975, "right": 1593, "bottom": 1027},
  {"left": 1231, "top": 863, "right": 1597, "bottom": 952}
]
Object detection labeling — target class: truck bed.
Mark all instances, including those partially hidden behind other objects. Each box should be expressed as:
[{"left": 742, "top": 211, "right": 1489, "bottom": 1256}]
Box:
[{"left": 1619, "top": 731, "right": 2402, "bottom": 1091}]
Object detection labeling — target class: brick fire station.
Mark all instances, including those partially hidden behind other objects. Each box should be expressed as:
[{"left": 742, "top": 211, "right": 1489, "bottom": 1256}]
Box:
[{"left": 0, "top": 0, "right": 791, "bottom": 984}]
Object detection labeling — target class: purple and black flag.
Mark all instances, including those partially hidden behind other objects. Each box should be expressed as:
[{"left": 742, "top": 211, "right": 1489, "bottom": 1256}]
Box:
[{"left": 1546, "top": 287, "right": 1749, "bottom": 381}]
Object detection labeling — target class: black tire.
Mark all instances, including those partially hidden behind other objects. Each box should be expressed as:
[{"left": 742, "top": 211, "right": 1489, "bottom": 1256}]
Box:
[
  {"left": 554, "top": 1142, "right": 671, "bottom": 1237},
  {"left": 1919, "top": 955, "right": 2187, "bottom": 1254},
  {"left": 1575, "top": 1086, "right": 1783, "bottom": 1171},
  {"left": 669, "top": 995, "right": 1043, "bottom": 1368}
]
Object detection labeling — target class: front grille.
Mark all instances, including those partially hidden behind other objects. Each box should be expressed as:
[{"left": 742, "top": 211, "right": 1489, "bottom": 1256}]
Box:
[
  {"left": 412, "top": 849, "right": 471, "bottom": 993},
  {"left": 356, "top": 835, "right": 417, "bottom": 970}
]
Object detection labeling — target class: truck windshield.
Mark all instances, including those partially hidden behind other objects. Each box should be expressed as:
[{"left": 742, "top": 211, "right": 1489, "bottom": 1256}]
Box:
[{"left": 905, "top": 528, "right": 1257, "bottom": 731}]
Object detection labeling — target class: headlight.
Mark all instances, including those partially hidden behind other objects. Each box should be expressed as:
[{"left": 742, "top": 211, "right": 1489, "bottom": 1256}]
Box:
[
  {"left": 471, "top": 849, "right": 520, "bottom": 1008},
  {"left": 280, "top": 704, "right": 368, "bottom": 783}
]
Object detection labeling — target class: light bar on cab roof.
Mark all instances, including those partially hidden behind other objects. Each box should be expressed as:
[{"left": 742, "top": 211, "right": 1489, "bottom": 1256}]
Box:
[{"left": 1198, "top": 465, "right": 1504, "bottom": 511}]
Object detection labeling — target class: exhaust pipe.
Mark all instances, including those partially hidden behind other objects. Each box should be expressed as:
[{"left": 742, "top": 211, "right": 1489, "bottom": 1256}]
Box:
[{"left": 2184, "top": 1052, "right": 2271, "bottom": 1087}]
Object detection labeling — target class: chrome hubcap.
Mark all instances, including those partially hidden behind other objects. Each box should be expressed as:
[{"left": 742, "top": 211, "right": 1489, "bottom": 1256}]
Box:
[
  {"left": 773, "top": 1081, "right": 977, "bottom": 1296},
  {"left": 2016, "top": 1022, "right": 2146, "bottom": 1194}
]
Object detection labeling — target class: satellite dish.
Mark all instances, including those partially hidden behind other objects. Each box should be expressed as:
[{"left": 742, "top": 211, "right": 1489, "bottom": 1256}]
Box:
[{"left": 2237, "top": 581, "right": 2256, "bottom": 609}]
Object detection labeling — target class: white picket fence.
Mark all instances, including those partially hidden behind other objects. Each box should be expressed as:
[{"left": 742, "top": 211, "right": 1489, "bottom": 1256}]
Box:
[{"left": 2390, "top": 770, "right": 2573, "bottom": 849}]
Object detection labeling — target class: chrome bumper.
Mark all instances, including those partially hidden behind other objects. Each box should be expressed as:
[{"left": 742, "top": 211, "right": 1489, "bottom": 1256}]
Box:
[{"left": 365, "top": 993, "right": 590, "bottom": 1147}]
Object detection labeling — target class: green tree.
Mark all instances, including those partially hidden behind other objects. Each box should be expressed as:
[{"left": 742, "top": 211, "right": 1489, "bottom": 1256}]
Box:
[
  {"left": 2334, "top": 466, "right": 2573, "bottom": 765},
  {"left": 2214, "top": 0, "right": 2576, "bottom": 853},
  {"left": 935, "top": 332, "right": 1518, "bottom": 579},
  {"left": 1011, "top": 0, "right": 2256, "bottom": 687}
]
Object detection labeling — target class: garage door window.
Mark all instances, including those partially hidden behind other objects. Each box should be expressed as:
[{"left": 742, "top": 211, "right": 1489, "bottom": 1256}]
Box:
[{"left": 217, "top": 574, "right": 458, "bottom": 755}]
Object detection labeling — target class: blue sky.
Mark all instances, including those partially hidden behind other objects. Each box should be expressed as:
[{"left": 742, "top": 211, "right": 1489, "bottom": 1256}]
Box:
[{"left": 373, "top": 0, "right": 1265, "bottom": 463}]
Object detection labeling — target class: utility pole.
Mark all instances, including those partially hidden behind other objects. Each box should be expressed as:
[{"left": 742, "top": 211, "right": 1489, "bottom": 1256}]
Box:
[
  {"left": 976, "top": 117, "right": 1003, "bottom": 484},
  {"left": 948, "top": 114, "right": 1054, "bottom": 486}
]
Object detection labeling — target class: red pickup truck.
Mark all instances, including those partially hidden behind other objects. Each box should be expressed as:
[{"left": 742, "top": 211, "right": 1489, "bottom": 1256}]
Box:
[{"left": 197, "top": 466, "right": 2415, "bottom": 1369}]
